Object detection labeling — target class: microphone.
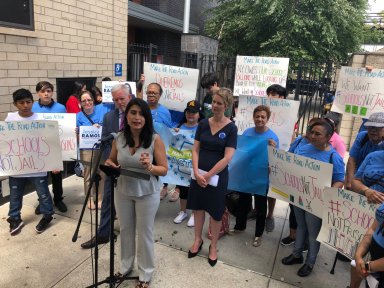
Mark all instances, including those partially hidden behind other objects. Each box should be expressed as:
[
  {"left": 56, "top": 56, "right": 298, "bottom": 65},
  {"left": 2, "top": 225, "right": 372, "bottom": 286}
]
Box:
[{"left": 97, "top": 132, "right": 117, "bottom": 143}]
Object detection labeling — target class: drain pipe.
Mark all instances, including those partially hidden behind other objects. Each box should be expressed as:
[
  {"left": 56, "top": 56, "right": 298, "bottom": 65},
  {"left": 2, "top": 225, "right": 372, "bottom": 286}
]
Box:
[{"left": 183, "top": 0, "right": 191, "bottom": 33}]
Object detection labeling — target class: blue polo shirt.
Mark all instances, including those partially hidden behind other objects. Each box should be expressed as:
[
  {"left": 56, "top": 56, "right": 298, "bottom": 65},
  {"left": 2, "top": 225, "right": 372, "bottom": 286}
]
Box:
[{"left": 32, "top": 101, "right": 66, "bottom": 113}]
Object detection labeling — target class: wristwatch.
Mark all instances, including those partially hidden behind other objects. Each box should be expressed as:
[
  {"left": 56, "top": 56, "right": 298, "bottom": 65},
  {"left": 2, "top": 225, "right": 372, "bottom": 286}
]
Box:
[{"left": 365, "top": 261, "right": 371, "bottom": 273}]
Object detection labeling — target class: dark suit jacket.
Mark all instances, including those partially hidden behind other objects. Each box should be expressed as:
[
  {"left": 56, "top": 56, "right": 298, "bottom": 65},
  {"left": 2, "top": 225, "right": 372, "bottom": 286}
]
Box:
[{"left": 101, "top": 109, "right": 120, "bottom": 161}]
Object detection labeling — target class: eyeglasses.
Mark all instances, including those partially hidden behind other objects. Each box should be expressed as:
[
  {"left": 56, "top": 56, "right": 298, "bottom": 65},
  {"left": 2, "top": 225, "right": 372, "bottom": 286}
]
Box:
[
  {"left": 146, "top": 92, "right": 159, "bottom": 96},
  {"left": 81, "top": 99, "right": 93, "bottom": 103}
]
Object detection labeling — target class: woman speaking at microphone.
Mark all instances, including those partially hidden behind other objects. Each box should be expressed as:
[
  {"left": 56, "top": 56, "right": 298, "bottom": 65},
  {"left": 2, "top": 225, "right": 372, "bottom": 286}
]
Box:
[{"left": 104, "top": 98, "right": 167, "bottom": 288}]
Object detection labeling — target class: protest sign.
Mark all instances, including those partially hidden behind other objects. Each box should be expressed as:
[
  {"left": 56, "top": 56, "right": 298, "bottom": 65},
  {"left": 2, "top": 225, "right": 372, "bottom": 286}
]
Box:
[
  {"left": 102, "top": 81, "right": 137, "bottom": 102},
  {"left": 332, "top": 66, "right": 384, "bottom": 118},
  {"left": 317, "top": 187, "right": 378, "bottom": 259},
  {"left": 268, "top": 146, "right": 333, "bottom": 218},
  {"left": 233, "top": 56, "right": 289, "bottom": 96},
  {"left": 79, "top": 126, "right": 102, "bottom": 149},
  {"left": 228, "top": 135, "right": 269, "bottom": 194},
  {"left": 155, "top": 123, "right": 195, "bottom": 187},
  {"left": 0, "top": 120, "right": 63, "bottom": 176},
  {"left": 143, "top": 62, "right": 199, "bottom": 111},
  {"left": 38, "top": 113, "right": 76, "bottom": 161},
  {"left": 236, "top": 96, "right": 299, "bottom": 151}
]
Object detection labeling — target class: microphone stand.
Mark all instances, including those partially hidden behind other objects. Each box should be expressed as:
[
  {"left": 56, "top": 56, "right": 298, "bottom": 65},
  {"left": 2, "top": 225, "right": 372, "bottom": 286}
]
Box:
[{"left": 71, "top": 140, "right": 106, "bottom": 287}]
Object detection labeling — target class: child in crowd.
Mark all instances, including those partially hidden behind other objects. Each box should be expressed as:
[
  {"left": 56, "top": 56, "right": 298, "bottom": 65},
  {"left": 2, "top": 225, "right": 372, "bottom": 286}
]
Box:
[
  {"left": 172, "top": 100, "right": 204, "bottom": 227},
  {"left": 5, "top": 89, "right": 55, "bottom": 235}
]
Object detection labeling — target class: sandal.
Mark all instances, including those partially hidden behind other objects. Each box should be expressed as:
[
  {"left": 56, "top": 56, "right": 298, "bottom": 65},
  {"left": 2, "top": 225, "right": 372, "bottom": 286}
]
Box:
[{"left": 135, "top": 280, "right": 150, "bottom": 288}]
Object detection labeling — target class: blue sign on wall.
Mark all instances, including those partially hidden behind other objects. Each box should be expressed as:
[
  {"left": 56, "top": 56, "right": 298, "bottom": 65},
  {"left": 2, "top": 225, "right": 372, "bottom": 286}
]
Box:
[{"left": 114, "top": 63, "right": 122, "bottom": 76}]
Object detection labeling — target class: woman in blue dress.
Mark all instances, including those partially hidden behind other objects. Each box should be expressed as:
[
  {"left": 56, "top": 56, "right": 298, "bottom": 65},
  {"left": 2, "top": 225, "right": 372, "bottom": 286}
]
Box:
[{"left": 187, "top": 88, "right": 237, "bottom": 266}]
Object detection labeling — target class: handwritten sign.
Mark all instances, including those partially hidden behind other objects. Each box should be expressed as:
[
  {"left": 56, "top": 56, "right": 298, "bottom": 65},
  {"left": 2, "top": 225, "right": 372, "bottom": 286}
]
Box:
[
  {"left": 236, "top": 96, "right": 299, "bottom": 150},
  {"left": 37, "top": 113, "right": 77, "bottom": 161},
  {"left": 79, "top": 126, "right": 102, "bottom": 149},
  {"left": 102, "top": 81, "right": 137, "bottom": 102},
  {"left": 143, "top": 62, "right": 199, "bottom": 112},
  {"left": 154, "top": 123, "right": 195, "bottom": 186},
  {"left": 233, "top": 56, "right": 289, "bottom": 96},
  {"left": 317, "top": 187, "right": 378, "bottom": 259},
  {"left": 0, "top": 120, "right": 63, "bottom": 176},
  {"left": 332, "top": 66, "right": 384, "bottom": 118},
  {"left": 268, "top": 146, "right": 333, "bottom": 218}
]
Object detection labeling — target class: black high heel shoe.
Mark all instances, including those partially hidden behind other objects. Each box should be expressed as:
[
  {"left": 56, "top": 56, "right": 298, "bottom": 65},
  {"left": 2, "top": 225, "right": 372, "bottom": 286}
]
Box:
[
  {"left": 188, "top": 240, "right": 203, "bottom": 258},
  {"left": 208, "top": 245, "right": 217, "bottom": 267}
]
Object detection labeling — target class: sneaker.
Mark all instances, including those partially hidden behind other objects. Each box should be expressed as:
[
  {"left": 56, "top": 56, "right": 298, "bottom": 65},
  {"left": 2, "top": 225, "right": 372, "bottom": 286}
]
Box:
[
  {"left": 35, "top": 215, "right": 53, "bottom": 233},
  {"left": 187, "top": 214, "right": 195, "bottom": 227},
  {"left": 169, "top": 188, "right": 180, "bottom": 202},
  {"left": 281, "top": 236, "right": 295, "bottom": 246},
  {"left": 265, "top": 217, "right": 275, "bottom": 232},
  {"left": 160, "top": 186, "right": 168, "bottom": 200},
  {"left": 35, "top": 204, "right": 41, "bottom": 215},
  {"left": 54, "top": 200, "right": 67, "bottom": 213},
  {"left": 228, "top": 228, "right": 245, "bottom": 235},
  {"left": 173, "top": 211, "right": 188, "bottom": 224},
  {"left": 253, "top": 237, "right": 262, "bottom": 247},
  {"left": 7, "top": 217, "right": 24, "bottom": 235}
]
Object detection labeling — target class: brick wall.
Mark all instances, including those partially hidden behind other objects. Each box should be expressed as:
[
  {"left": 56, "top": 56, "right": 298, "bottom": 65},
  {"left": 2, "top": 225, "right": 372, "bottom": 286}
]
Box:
[{"left": 0, "top": 0, "right": 128, "bottom": 120}]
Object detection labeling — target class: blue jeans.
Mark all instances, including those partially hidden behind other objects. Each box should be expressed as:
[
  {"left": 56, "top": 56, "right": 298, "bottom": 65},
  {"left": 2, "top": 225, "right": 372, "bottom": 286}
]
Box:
[
  {"left": 9, "top": 176, "right": 54, "bottom": 219},
  {"left": 292, "top": 206, "right": 322, "bottom": 267},
  {"left": 98, "top": 176, "right": 115, "bottom": 238}
]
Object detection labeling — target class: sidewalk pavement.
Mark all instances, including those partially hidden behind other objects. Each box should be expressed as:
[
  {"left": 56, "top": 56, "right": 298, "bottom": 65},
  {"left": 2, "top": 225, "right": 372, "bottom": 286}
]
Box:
[{"left": 0, "top": 175, "right": 350, "bottom": 288}]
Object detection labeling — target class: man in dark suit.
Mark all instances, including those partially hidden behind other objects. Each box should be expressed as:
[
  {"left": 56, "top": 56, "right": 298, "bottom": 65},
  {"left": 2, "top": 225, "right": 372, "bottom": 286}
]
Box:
[{"left": 81, "top": 83, "right": 132, "bottom": 248}]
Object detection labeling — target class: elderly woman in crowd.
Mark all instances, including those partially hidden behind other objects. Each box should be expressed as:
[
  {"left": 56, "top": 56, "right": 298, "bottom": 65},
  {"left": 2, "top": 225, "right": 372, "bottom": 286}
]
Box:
[{"left": 282, "top": 118, "right": 345, "bottom": 277}]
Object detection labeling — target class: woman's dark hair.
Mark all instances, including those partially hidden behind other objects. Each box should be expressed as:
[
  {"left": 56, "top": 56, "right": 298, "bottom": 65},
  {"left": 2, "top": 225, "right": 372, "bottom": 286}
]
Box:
[
  {"left": 72, "top": 81, "right": 86, "bottom": 98},
  {"left": 177, "top": 110, "right": 204, "bottom": 128},
  {"left": 122, "top": 98, "right": 154, "bottom": 149},
  {"left": 309, "top": 118, "right": 335, "bottom": 137},
  {"left": 324, "top": 112, "right": 341, "bottom": 130},
  {"left": 90, "top": 86, "right": 102, "bottom": 104},
  {"left": 200, "top": 72, "right": 219, "bottom": 89}
]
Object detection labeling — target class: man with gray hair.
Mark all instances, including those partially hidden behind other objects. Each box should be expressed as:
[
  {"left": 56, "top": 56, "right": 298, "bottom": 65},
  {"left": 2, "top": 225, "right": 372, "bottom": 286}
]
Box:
[{"left": 81, "top": 83, "right": 132, "bottom": 249}]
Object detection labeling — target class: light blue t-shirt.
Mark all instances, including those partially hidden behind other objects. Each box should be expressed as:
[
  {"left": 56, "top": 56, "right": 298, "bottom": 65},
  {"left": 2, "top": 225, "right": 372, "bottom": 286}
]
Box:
[
  {"left": 243, "top": 127, "right": 280, "bottom": 149},
  {"left": 32, "top": 101, "right": 66, "bottom": 113},
  {"left": 288, "top": 135, "right": 309, "bottom": 153},
  {"left": 151, "top": 104, "right": 173, "bottom": 128},
  {"left": 349, "top": 131, "right": 384, "bottom": 169},
  {"left": 296, "top": 143, "right": 345, "bottom": 183},
  {"left": 354, "top": 150, "right": 384, "bottom": 193},
  {"left": 76, "top": 109, "right": 104, "bottom": 127},
  {"left": 179, "top": 123, "right": 198, "bottom": 132}
]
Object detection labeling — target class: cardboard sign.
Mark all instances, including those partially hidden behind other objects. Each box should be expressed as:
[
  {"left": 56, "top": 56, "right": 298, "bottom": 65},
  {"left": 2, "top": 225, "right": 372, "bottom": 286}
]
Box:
[
  {"left": 0, "top": 120, "right": 63, "bottom": 176},
  {"left": 37, "top": 113, "right": 77, "bottom": 161},
  {"left": 332, "top": 66, "right": 384, "bottom": 118},
  {"left": 236, "top": 96, "right": 299, "bottom": 151},
  {"left": 102, "top": 81, "right": 137, "bottom": 102},
  {"left": 143, "top": 62, "right": 199, "bottom": 111},
  {"left": 233, "top": 56, "right": 289, "bottom": 96},
  {"left": 268, "top": 146, "right": 333, "bottom": 218},
  {"left": 317, "top": 187, "right": 378, "bottom": 259},
  {"left": 79, "top": 126, "right": 102, "bottom": 149}
]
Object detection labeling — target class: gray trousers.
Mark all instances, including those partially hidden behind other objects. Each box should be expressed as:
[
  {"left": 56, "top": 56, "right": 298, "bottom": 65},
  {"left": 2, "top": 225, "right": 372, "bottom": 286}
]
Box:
[{"left": 114, "top": 191, "right": 160, "bottom": 282}]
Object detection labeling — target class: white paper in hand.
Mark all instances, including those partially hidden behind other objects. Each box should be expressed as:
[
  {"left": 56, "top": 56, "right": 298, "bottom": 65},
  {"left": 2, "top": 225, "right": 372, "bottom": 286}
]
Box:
[{"left": 191, "top": 169, "right": 219, "bottom": 187}]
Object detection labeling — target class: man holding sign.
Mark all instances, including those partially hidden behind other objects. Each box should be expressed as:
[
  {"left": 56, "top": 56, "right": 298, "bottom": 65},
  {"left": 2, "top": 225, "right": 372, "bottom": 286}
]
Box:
[
  {"left": 32, "top": 81, "right": 68, "bottom": 213},
  {"left": 5, "top": 89, "right": 55, "bottom": 235}
]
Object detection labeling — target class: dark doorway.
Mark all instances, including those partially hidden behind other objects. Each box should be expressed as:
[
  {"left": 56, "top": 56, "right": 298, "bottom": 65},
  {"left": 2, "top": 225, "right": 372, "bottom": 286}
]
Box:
[{"left": 56, "top": 77, "right": 96, "bottom": 106}]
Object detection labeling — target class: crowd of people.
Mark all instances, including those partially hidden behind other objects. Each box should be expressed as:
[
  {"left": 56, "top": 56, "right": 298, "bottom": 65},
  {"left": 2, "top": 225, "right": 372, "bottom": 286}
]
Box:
[{"left": 3, "top": 71, "right": 384, "bottom": 287}]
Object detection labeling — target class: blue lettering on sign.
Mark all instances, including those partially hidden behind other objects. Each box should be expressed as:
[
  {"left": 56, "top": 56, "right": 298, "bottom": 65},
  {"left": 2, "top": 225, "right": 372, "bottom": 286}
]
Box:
[{"left": 115, "top": 63, "right": 122, "bottom": 76}]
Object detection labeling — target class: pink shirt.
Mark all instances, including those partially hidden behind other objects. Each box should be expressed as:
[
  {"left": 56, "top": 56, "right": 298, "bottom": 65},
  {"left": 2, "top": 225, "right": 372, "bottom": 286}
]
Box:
[{"left": 329, "top": 132, "right": 346, "bottom": 158}]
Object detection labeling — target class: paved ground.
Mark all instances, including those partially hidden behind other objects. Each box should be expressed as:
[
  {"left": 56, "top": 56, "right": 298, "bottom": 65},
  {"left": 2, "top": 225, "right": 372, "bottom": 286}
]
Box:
[{"left": 0, "top": 175, "right": 351, "bottom": 288}]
